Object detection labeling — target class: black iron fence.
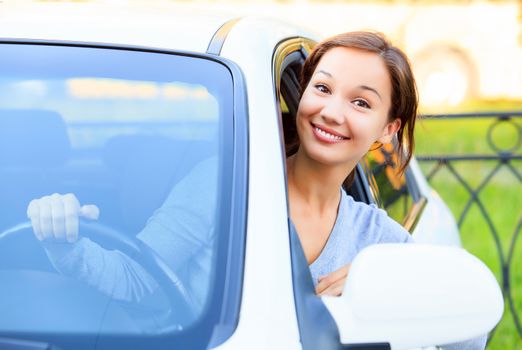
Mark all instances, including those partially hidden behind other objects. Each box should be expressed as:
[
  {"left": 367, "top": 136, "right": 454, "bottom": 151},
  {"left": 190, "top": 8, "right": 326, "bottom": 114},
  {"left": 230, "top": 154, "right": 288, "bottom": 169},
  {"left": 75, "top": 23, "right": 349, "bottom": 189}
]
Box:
[{"left": 416, "top": 112, "right": 522, "bottom": 344}]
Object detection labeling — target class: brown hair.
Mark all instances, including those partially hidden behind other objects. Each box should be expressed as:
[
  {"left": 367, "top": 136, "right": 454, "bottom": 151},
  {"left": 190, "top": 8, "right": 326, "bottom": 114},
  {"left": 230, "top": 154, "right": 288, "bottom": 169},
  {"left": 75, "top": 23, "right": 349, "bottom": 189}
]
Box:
[{"left": 289, "top": 31, "right": 418, "bottom": 186}]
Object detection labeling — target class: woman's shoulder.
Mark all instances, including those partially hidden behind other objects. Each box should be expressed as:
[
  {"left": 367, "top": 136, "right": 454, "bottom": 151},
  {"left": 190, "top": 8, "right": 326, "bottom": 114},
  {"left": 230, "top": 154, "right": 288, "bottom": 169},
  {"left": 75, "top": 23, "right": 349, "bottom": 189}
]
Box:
[
  {"left": 340, "top": 190, "right": 386, "bottom": 221},
  {"left": 340, "top": 190, "right": 413, "bottom": 244}
]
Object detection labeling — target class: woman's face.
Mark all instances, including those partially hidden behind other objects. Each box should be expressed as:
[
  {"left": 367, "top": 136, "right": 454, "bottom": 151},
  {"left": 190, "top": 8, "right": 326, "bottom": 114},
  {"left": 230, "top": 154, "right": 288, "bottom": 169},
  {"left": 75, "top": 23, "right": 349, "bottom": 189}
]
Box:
[{"left": 296, "top": 46, "right": 400, "bottom": 167}]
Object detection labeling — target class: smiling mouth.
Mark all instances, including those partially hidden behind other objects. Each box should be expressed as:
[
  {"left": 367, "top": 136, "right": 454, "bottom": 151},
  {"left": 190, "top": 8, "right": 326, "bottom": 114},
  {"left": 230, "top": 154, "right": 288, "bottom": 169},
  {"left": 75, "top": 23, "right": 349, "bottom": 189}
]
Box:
[{"left": 311, "top": 123, "right": 349, "bottom": 142}]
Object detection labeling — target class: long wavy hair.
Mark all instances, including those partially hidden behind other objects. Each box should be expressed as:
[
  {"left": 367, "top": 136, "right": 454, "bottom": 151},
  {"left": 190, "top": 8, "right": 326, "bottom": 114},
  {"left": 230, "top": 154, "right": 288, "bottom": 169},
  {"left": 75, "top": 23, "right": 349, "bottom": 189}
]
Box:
[{"left": 287, "top": 31, "right": 418, "bottom": 188}]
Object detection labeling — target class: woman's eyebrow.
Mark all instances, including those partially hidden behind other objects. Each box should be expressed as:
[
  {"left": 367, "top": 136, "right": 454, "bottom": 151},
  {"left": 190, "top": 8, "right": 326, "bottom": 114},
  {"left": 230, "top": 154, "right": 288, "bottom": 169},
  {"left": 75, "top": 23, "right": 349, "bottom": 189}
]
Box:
[
  {"left": 314, "top": 71, "right": 382, "bottom": 101},
  {"left": 314, "top": 70, "right": 332, "bottom": 78},
  {"left": 359, "top": 85, "right": 382, "bottom": 101}
]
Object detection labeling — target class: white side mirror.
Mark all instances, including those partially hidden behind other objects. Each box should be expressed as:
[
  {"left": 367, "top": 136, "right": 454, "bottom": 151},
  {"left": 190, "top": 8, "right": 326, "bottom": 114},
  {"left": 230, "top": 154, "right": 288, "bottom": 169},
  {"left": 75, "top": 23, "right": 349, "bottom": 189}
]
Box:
[{"left": 321, "top": 244, "right": 503, "bottom": 349}]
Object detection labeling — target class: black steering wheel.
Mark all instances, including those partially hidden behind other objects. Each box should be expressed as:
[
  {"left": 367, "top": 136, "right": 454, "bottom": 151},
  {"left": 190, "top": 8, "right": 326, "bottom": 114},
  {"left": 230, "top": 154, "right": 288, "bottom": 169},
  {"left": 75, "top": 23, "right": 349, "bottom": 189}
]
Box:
[{"left": 0, "top": 220, "right": 198, "bottom": 327}]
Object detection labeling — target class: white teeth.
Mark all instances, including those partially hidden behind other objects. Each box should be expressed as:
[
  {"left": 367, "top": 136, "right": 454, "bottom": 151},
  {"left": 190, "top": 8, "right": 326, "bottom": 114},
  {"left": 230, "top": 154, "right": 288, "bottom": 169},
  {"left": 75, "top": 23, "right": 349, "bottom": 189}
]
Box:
[{"left": 315, "top": 127, "right": 344, "bottom": 141}]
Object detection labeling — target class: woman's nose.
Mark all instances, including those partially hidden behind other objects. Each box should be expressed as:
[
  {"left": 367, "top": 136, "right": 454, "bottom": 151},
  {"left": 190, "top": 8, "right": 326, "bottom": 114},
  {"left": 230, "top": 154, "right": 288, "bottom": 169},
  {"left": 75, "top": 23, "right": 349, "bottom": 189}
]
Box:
[{"left": 320, "top": 96, "right": 346, "bottom": 125}]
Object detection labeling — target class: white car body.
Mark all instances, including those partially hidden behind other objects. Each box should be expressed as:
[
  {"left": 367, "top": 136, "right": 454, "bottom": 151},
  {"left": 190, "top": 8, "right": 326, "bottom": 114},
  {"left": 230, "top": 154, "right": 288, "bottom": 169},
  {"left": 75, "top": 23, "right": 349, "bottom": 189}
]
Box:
[{"left": 0, "top": 2, "right": 500, "bottom": 350}]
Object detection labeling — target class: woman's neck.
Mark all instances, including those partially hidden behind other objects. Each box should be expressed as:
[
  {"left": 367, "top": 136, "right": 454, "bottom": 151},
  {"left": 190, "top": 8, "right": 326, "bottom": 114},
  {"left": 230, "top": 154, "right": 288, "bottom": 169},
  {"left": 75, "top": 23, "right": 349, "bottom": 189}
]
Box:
[{"left": 287, "top": 148, "right": 355, "bottom": 215}]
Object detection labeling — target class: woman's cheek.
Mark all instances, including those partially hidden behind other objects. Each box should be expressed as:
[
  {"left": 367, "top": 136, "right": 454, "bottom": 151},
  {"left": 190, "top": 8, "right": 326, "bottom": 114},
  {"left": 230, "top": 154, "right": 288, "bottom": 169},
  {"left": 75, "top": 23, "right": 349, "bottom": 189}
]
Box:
[
  {"left": 298, "top": 100, "right": 315, "bottom": 117},
  {"left": 351, "top": 118, "right": 379, "bottom": 147}
]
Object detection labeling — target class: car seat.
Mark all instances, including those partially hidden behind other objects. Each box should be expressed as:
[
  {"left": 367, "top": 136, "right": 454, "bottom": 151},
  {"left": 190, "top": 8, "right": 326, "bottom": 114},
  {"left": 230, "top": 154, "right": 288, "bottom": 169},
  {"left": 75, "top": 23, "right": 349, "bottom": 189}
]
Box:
[
  {"left": 0, "top": 109, "right": 71, "bottom": 271},
  {"left": 0, "top": 109, "right": 71, "bottom": 229},
  {"left": 103, "top": 133, "right": 217, "bottom": 235}
]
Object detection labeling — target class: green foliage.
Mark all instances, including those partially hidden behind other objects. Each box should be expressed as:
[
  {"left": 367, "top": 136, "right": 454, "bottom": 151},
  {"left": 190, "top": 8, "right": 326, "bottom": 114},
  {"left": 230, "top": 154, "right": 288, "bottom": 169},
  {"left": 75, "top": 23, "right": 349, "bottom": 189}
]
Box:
[{"left": 415, "top": 111, "right": 522, "bottom": 349}]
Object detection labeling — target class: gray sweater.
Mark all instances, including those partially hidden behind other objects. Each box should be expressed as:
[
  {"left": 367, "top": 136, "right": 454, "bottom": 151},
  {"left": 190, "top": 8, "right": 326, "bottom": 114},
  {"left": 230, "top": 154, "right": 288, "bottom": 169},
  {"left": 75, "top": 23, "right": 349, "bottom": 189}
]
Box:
[
  {"left": 309, "top": 190, "right": 412, "bottom": 284},
  {"left": 43, "top": 157, "right": 217, "bottom": 311},
  {"left": 307, "top": 189, "right": 486, "bottom": 350}
]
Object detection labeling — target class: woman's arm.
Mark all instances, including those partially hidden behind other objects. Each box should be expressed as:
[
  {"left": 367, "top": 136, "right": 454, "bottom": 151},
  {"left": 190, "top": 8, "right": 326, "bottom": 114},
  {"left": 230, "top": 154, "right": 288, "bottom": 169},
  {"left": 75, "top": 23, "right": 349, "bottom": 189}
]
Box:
[
  {"left": 315, "top": 263, "right": 350, "bottom": 296},
  {"left": 28, "top": 157, "right": 218, "bottom": 304},
  {"left": 27, "top": 192, "right": 159, "bottom": 303},
  {"left": 42, "top": 238, "right": 158, "bottom": 303}
]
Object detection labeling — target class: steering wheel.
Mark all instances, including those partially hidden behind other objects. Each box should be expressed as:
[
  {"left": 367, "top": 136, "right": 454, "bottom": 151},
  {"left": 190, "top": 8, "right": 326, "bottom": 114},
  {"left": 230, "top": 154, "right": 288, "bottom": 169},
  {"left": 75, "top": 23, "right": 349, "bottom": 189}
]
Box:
[{"left": 0, "top": 220, "right": 198, "bottom": 326}]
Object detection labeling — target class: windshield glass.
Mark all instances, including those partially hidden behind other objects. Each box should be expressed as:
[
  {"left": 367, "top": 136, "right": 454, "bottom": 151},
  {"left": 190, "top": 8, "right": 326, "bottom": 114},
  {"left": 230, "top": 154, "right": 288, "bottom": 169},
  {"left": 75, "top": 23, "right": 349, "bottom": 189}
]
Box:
[{"left": 0, "top": 43, "right": 235, "bottom": 348}]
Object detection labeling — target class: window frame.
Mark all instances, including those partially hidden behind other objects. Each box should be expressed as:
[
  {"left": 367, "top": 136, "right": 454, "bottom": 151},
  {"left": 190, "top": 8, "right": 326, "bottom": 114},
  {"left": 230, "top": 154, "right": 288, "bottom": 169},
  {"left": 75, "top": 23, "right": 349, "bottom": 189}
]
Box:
[
  {"left": 0, "top": 39, "right": 249, "bottom": 349},
  {"left": 361, "top": 150, "right": 427, "bottom": 232}
]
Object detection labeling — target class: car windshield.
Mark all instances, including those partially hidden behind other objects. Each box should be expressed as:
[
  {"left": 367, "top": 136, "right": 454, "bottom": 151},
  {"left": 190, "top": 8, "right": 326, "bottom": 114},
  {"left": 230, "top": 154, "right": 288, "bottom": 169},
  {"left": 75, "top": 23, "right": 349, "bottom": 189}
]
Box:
[{"left": 0, "top": 43, "right": 235, "bottom": 348}]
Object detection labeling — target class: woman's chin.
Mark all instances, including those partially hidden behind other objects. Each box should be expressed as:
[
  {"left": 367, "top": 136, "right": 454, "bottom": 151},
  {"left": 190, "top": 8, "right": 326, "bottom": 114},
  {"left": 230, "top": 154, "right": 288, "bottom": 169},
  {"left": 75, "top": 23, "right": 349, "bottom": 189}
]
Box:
[{"left": 302, "top": 147, "right": 355, "bottom": 167}]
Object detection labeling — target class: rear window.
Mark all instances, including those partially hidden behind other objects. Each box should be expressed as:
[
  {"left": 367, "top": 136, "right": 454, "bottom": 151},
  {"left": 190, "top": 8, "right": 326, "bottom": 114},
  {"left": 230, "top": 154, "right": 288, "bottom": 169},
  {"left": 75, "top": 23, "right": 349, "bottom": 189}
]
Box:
[{"left": 0, "top": 43, "right": 237, "bottom": 349}]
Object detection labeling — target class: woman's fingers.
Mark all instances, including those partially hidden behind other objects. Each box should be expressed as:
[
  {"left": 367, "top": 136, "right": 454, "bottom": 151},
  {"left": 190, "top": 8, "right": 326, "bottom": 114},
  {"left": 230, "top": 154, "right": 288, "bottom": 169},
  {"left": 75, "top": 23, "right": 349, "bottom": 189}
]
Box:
[
  {"left": 63, "top": 193, "right": 81, "bottom": 243},
  {"left": 27, "top": 199, "right": 43, "bottom": 241},
  {"left": 317, "top": 279, "right": 345, "bottom": 297},
  {"left": 26, "top": 193, "right": 98, "bottom": 243},
  {"left": 316, "top": 272, "right": 345, "bottom": 295},
  {"left": 316, "top": 264, "right": 351, "bottom": 296},
  {"left": 80, "top": 204, "right": 100, "bottom": 221},
  {"left": 50, "top": 193, "right": 66, "bottom": 240},
  {"left": 38, "top": 196, "right": 53, "bottom": 240}
]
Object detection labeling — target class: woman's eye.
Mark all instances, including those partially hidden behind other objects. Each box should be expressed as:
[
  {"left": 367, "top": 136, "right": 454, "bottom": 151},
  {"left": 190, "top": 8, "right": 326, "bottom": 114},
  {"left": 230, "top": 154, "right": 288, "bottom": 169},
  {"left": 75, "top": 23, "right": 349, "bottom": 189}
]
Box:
[
  {"left": 315, "top": 84, "right": 330, "bottom": 94},
  {"left": 353, "top": 99, "right": 371, "bottom": 109}
]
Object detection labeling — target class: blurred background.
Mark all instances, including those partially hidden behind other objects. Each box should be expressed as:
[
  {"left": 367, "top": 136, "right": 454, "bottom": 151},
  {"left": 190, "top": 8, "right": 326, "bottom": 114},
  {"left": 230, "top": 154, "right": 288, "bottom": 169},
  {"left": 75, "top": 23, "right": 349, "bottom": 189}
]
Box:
[{"left": 4, "top": 0, "right": 522, "bottom": 348}]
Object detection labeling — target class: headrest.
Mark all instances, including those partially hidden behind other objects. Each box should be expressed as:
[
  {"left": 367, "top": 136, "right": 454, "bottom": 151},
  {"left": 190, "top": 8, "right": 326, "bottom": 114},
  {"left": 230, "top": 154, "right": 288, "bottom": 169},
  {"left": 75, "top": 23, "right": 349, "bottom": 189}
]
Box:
[
  {"left": 103, "top": 134, "right": 186, "bottom": 171},
  {"left": 103, "top": 133, "right": 217, "bottom": 233},
  {"left": 0, "top": 109, "right": 70, "bottom": 167}
]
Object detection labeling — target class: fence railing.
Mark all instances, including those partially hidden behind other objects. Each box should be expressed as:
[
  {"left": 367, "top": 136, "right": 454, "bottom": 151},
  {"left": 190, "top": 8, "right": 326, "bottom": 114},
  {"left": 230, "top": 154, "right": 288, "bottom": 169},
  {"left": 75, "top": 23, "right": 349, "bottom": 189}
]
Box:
[{"left": 416, "top": 112, "right": 522, "bottom": 343}]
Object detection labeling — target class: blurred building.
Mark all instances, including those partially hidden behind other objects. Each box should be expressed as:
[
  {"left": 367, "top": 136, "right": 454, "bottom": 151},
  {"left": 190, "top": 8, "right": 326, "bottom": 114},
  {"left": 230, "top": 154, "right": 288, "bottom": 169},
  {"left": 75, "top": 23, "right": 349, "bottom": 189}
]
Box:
[
  {"left": 167, "top": 0, "right": 522, "bottom": 108},
  {"left": 19, "top": 0, "right": 522, "bottom": 108}
]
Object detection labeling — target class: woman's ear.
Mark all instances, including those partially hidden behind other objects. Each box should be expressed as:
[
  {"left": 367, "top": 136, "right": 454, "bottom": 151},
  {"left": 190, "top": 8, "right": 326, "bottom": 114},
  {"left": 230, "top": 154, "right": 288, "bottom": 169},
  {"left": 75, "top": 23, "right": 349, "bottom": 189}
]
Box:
[{"left": 378, "top": 118, "right": 401, "bottom": 144}]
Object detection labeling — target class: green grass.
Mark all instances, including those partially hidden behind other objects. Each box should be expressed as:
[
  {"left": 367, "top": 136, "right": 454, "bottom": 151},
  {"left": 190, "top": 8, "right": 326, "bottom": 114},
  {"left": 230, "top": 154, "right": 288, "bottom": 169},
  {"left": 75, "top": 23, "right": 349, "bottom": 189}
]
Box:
[
  {"left": 420, "top": 98, "right": 522, "bottom": 115},
  {"left": 415, "top": 104, "right": 522, "bottom": 349}
]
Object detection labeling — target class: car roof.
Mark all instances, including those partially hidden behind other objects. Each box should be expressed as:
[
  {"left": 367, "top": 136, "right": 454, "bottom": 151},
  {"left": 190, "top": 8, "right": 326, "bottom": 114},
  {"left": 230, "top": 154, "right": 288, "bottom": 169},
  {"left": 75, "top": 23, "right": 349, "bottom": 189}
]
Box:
[
  {"left": 0, "top": 2, "right": 237, "bottom": 53},
  {"left": 0, "top": 2, "right": 316, "bottom": 55}
]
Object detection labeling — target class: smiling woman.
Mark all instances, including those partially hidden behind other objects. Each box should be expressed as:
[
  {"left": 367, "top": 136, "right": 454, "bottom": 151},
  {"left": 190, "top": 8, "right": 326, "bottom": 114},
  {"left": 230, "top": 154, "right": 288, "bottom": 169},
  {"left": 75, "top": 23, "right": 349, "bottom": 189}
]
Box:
[
  {"left": 284, "top": 31, "right": 487, "bottom": 349},
  {"left": 286, "top": 32, "right": 416, "bottom": 288}
]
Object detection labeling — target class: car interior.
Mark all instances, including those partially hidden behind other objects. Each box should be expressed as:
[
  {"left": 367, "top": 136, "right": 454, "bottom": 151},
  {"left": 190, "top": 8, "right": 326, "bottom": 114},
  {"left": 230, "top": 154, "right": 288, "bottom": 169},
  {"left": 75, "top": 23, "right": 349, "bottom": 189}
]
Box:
[{"left": 0, "top": 107, "right": 218, "bottom": 268}]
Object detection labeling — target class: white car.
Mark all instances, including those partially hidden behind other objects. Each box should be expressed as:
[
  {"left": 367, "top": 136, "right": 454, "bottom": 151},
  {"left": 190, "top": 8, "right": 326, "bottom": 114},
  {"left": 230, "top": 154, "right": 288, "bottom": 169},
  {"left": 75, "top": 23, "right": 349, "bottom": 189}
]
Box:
[{"left": 0, "top": 3, "right": 502, "bottom": 350}]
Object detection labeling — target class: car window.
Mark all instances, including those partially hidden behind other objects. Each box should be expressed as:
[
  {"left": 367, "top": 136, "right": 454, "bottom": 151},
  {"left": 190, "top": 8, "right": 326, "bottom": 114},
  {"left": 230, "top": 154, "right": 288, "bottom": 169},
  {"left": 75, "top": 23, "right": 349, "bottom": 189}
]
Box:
[
  {"left": 0, "top": 43, "right": 240, "bottom": 348},
  {"left": 363, "top": 143, "right": 417, "bottom": 230}
]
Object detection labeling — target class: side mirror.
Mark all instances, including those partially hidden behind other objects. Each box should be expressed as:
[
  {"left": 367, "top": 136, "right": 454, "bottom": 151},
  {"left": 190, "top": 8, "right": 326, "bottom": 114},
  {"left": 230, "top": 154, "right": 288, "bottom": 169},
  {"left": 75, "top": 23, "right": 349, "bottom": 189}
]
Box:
[{"left": 321, "top": 244, "right": 503, "bottom": 349}]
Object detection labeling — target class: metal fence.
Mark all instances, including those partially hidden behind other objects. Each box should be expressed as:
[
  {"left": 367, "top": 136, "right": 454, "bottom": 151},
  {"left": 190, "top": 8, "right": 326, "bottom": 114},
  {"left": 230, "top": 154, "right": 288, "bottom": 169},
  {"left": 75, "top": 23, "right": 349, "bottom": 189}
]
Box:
[{"left": 416, "top": 112, "right": 522, "bottom": 343}]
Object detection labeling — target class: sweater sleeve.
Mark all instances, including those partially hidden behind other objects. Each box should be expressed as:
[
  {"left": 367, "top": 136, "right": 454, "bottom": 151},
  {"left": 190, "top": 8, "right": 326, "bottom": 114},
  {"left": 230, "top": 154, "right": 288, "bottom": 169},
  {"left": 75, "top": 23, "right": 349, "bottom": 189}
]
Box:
[
  {"left": 354, "top": 202, "right": 414, "bottom": 250},
  {"left": 42, "top": 238, "right": 158, "bottom": 303},
  {"left": 41, "top": 157, "right": 218, "bottom": 304},
  {"left": 374, "top": 206, "right": 414, "bottom": 244}
]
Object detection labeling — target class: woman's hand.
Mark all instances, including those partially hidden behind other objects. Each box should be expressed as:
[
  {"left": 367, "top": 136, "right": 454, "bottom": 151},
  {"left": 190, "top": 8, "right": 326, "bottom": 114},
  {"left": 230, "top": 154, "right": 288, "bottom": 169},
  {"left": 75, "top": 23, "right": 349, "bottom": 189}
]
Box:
[
  {"left": 315, "top": 263, "right": 351, "bottom": 296},
  {"left": 26, "top": 193, "right": 100, "bottom": 243}
]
